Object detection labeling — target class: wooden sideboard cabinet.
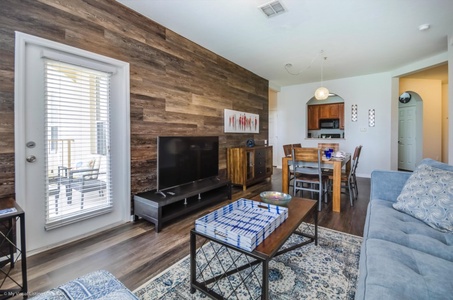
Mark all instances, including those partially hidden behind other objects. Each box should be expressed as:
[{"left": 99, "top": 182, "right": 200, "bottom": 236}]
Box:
[{"left": 227, "top": 146, "right": 273, "bottom": 191}]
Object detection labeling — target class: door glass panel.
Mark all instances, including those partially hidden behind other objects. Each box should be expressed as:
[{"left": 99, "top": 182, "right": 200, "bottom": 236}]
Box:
[{"left": 44, "top": 59, "right": 113, "bottom": 229}]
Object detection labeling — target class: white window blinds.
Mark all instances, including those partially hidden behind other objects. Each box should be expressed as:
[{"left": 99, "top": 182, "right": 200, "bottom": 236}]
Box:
[{"left": 44, "top": 59, "right": 113, "bottom": 230}]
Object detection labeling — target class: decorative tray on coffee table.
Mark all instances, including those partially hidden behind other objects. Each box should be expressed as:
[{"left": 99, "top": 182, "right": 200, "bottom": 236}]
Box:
[{"left": 195, "top": 198, "right": 288, "bottom": 252}]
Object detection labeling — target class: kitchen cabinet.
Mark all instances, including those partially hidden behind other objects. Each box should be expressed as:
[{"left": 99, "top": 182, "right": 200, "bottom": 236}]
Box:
[
  {"left": 308, "top": 105, "right": 320, "bottom": 130},
  {"left": 319, "top": 103, "right": 339, "bottom": 119},
  {"left": 308, "top": 102, "right": 345, "bottom": 133},
  {"left": 227, "top": 146, "right": 273, "bottom": 191}
]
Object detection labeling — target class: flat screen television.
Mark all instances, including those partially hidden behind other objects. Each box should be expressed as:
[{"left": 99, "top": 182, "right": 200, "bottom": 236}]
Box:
[{"left": 157, "top": 136, "right": 219, "bottom": 191}]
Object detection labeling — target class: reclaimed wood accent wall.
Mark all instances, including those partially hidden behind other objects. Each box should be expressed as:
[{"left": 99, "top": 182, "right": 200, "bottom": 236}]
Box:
[{"left": 0, "top": 0, "right": 269, "bottom": 197}]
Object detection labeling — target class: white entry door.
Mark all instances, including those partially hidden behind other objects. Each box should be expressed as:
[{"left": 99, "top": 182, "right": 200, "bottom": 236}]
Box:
[
  {"left": 398, "top": 106, "right": 417, "bottom": 171},
  {"left": 14, "top": 32, "right": 131, "bottom": 253}
]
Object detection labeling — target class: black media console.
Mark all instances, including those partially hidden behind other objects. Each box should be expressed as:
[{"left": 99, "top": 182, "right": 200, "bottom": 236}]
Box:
[{"left": 133, "top": 178, "right": 231, "bottom": 232}]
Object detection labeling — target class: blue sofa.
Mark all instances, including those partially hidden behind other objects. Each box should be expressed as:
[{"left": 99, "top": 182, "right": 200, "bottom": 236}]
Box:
[{"left": 355, "top": 159, "right": 453, "bottom": 300}]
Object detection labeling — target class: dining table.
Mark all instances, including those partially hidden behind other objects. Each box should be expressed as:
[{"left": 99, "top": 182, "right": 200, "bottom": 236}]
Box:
[{"left": 282, "top": 153, "right": 351, "bottom": 213}]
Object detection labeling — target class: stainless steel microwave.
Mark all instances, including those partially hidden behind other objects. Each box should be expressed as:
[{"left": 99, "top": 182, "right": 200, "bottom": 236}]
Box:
[{"left": 320, "top": 119, "right": 339, "bottom": 129}]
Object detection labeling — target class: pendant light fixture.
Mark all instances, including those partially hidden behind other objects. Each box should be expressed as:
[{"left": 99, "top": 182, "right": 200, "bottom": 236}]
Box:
[{"left": 315, "top": 53, "right": 329, "bottom": 100}]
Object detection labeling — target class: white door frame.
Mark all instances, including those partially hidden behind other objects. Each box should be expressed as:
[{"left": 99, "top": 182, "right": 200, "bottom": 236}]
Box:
[{"left": 14, "top": 32, "right": 131, "bottom": 254}]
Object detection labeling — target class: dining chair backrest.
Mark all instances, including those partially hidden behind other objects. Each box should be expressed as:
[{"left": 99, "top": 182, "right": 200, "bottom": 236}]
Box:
[
  {"left": 283, "top": 144, "right": 292, "bottom": 157},
  {"left": 284, "top": 143, "right": 303, "bottom": 157},
  {"left": 292, "top": 147, "right": 326, "bottom": 210},
  {"left": 349, "top": 145, "right": 362, "bottom": 178},
  {"left": 357, "top": 145, "right": 363, "bottom": 160},
  {"left": 352, "top": 145, "right": 360, "bottom": 161},
  {"left": 318, "top": 143, "right": 339, "bottom": 152},
  {"left": 291, "top": 147, "right": 322, "bottom": 176},
  {"left": 355, "top": 145, "right": 363, "bottom": 168}
]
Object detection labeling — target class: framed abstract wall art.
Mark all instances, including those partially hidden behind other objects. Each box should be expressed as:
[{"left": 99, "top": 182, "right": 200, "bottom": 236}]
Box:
[{"left": 224, "top": 109, "right": 259, "bottom": 133}]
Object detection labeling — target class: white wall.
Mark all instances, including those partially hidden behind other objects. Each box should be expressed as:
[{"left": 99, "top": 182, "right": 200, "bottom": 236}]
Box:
[{"left": 276, "top": 72, "right": 392, "bottom": 177}]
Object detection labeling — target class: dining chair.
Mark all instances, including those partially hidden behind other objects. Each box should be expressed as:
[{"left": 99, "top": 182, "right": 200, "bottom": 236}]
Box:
[
  {"left": 328, "top": 145, "right": 362, "bottom": 206},
  {"left": 283, "top": 144, "right": 294, "bottom": 190},
  {"left": 317, "top": 142, "right": 339, "bottom": 175},
  {"left": 318, "top": 143, "right": 339, "bottom": 152},
  {"left": 283, "top": 143, "right": 302, "bottom": 157},
  {"left": 283, "top": 144, "right": 293, "bottom": 157},
  {"left": 351, "top": 145, "right": 363, "bottom": 199},
  {"left": 291, "top": 147, "right": 329, "bottom": 211},
  {"left": 283, "top": 143, "right": 302, "bottom": 191}
]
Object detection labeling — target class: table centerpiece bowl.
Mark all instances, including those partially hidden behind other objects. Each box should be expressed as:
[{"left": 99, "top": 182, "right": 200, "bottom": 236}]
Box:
[{"left": 259, "top": 191, "right": 292, "bottom": 206}]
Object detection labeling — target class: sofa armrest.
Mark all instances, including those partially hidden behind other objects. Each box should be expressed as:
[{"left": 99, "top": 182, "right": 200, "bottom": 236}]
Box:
[{"left": 370, "top": 170, "right": 412, "bottom": 202}]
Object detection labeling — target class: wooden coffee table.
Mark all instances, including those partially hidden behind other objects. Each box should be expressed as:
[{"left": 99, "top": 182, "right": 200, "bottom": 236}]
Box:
[{"left": 190, "top": 195, "right": 318, "bottom": 299}]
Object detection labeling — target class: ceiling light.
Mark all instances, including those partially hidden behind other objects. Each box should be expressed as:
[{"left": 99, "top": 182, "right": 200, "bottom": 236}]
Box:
[
  {"left": 259, "top": 1, "right": 286, "bottom": 18},
  {"left": 315, "top": 87, "right": 329, "bottom": 100},
  {"left": 315, "top": 53, "right": 329, "bottom": 100}
]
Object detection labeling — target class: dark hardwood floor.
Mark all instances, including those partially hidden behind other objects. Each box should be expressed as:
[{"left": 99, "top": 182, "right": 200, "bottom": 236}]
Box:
[{"left": 13, "top": 168, "right": 370, "bottom": 296}]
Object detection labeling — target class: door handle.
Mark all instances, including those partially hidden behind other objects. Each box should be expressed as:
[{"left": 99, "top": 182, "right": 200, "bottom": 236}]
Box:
[{"left": 26, "top": 155, "right": 37, "bottom": 163}]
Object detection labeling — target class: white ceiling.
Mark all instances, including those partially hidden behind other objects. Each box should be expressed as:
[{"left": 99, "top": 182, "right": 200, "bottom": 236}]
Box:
[{"left": 116, "top": 0, "right": 453, "bottom": 87}]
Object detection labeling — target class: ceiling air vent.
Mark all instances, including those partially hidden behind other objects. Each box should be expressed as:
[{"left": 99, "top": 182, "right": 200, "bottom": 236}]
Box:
[{"left": 259, "top": 1, "right": 286, "bottom": 18}]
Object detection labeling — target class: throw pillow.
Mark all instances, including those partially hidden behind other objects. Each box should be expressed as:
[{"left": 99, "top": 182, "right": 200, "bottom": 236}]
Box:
[{"left": 393, "top": 163, "right": 453, "bottom": 232}]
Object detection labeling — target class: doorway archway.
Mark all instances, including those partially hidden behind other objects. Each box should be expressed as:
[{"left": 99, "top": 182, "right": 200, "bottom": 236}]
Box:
[{"left": 306, "top": 94, "right": 345, "bottom": 139}]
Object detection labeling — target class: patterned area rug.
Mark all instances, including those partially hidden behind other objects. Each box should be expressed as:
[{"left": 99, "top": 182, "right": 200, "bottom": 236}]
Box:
[{"left": 134, "top": 224, "right": 362, "bottom": 300}]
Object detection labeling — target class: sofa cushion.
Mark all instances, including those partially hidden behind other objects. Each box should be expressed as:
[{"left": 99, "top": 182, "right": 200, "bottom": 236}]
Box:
[
  {"left": 356, "top": 238, "right": 453, "bottom": 300},
  {"left": 364, "top": 199, "right": 453, "bottom": 261},
  {"left": 393, "top": 163, "right": 453, "bottom": 232},
  {"left": 370, "top": 170, "right": 412, "bottom": 203},
  {"left": 30, "top": 270, "right": 138, "bottom": 300},
  {"left": 420, "top": 157, "right": 453, "bottom": 172}
]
